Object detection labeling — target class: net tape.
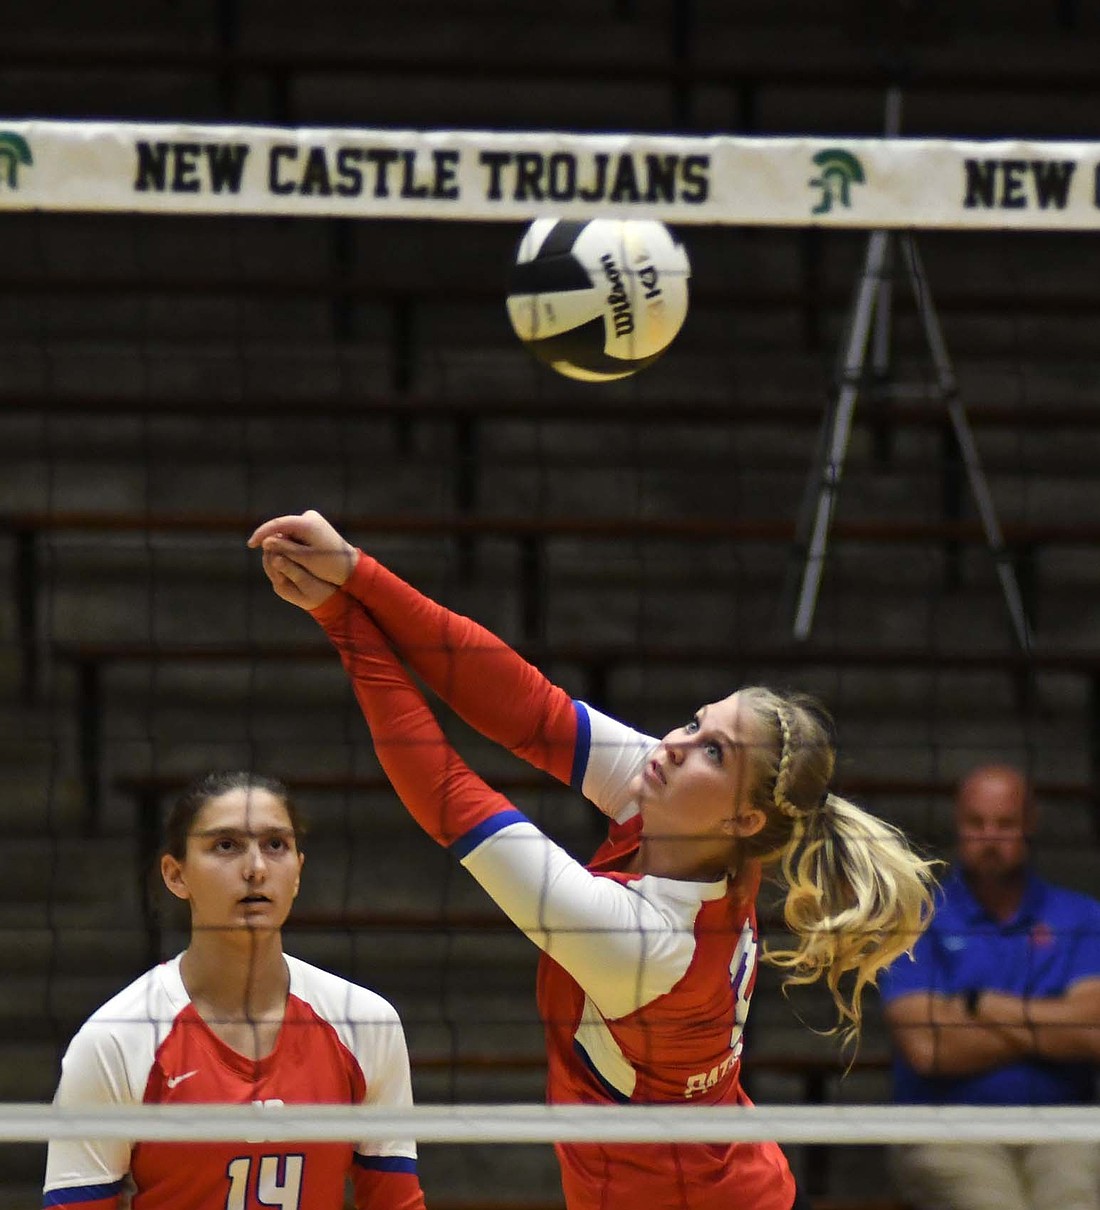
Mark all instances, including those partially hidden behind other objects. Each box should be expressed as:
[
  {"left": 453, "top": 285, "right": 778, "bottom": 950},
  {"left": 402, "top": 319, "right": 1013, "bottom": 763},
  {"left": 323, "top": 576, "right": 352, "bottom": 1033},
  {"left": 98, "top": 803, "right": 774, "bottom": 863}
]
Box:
[
  {"left": 6, "top": 1104, "right": 1100, "bottom": 1145},
  {"left": 1, "top": 119, "right": 1100, "bottom": 229}
]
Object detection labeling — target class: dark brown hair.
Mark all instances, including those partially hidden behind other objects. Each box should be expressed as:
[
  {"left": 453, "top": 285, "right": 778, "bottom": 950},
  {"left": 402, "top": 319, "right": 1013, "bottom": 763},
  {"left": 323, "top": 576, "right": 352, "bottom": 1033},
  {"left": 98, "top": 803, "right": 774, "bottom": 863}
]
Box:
[{"left": 163, "top": 771, "right": 305, "bottom": 859}]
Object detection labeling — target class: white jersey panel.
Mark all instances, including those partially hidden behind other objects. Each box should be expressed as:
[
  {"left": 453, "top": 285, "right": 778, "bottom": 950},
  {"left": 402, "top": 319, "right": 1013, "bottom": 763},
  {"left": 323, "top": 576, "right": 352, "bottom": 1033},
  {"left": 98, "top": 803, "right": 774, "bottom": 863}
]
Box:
[
  {"left": 576, "top": 702, "right": 658, "bottom": 823},
  {"left": 44, "top": 963, "right": 186, "bottom": 1195},
  {"left": 283, "top": 954, "right": 418, "bottom": 1160},
  {"left": 575, "top": 994, "right": 637, "bottom": 1098},
  {"left": 461, "top": 821, "right": 726, "bottom": 1020}
]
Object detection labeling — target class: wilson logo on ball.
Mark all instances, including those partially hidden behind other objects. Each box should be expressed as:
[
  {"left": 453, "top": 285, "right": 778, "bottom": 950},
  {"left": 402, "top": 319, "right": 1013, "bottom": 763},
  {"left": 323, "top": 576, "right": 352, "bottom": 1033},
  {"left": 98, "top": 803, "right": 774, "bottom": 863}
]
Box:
[
  {"left": 600, "top": 254, "right": 635, "bottom": 338},
  {"left": 506, "top": 218, "right": 690, "bottom": 382}
]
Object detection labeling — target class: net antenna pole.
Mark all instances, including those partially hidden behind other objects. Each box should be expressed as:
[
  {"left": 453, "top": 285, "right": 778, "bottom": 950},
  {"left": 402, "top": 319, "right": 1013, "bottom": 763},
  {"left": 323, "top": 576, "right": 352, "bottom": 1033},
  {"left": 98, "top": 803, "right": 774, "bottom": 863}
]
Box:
[{"left": 787, "top": 87, "right": 1034, "bottom": 654}]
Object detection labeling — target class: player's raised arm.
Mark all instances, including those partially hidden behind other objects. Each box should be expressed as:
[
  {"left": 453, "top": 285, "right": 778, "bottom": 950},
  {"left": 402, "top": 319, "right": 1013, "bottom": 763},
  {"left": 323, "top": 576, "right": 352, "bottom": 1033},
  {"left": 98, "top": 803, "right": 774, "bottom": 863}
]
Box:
[
  {"left": 256, "top": 550, "right": 703, "bottom": 1016},
  {"left": 251, "top": 511, "right": 575, "bottom": 786},
  {"left": 256, "top": 520, "right": 660, "bottom": 819}
]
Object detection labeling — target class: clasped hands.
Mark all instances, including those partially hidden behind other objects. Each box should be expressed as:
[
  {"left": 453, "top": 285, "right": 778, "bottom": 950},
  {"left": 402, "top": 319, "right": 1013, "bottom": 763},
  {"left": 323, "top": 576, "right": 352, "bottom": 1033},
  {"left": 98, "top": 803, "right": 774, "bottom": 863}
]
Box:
[{"left": 247, "top": 509, "right": 358, "bottom": 612}]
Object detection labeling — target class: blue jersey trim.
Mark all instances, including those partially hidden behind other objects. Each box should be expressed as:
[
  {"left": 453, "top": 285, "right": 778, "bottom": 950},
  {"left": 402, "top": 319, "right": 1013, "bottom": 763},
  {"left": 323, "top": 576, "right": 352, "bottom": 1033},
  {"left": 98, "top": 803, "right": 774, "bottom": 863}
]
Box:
[
  {"left": 452, "top": 809, "right": 528, "bottom": 859},
  {"left": 573, "top": 1038, "right": 631, "bottom": 1104},
  {"left": 569, "top": 700, "right": 591, "bottom": 791},
  {"left": 43, "top": 1177, "right": 126, "bottom": 1206},
  {"left": 353, "top": 1153, "right": 418, "bottom": 1174}
]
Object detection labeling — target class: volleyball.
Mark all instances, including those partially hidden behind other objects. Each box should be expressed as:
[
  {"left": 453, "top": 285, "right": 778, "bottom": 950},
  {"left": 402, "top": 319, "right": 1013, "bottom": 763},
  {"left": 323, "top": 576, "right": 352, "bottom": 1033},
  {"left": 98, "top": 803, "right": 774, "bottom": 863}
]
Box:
[{"left": 506, "top": 218, "right": 691, "bottom": 382}]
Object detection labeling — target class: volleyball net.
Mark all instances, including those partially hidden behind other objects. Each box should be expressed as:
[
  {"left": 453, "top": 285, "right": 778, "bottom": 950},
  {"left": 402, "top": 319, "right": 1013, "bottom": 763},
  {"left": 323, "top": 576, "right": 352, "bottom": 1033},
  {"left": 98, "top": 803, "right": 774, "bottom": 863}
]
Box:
[{"left": 3, "top": 117, "right": 1100, "bottom": 1205}]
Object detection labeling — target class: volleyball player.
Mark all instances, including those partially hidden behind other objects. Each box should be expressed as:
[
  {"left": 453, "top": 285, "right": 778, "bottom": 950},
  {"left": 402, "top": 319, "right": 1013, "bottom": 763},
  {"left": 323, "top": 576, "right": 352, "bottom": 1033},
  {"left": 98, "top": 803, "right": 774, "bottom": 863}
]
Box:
[
  {"left": 250, "top": 510, "right": 938, "bottom": 1210},
  {"left": 42, "top": 771, "right": 427, "bottom": 1210}
]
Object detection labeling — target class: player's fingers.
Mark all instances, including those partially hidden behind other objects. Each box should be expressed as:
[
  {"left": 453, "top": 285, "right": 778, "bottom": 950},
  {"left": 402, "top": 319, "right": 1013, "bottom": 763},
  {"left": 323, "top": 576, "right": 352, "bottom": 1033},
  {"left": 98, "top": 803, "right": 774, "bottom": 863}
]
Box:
[
  {"left": 260, "top": 553, "right": 299, "bottom": 599},
  {"left": 262, "top": 533, "right": 354, "bottom": 587},
  {"left": 248, "top": 514, "right": 309, "bottom": 547},
  {"left": 270, "top": 576, "right": 301, "bottom": 605},
  {"left": 248, "top": 518, "right": 286, "bottom": 546},
  {"left": 262, "top": 534, "right": 318, "bottom": 561},
  {"left": 263, "top": 543, "right": 309, "bottom": 574},
  {"left": 272, "top": 553, "right": 312, "bottom": 587},
  {"left": 260, "top": 546, "right": 285, "bottom": 581},
  {"left": 264, "top": 561, "right": 312, "bottom": 608},
  {"left": 263, "top": 549, "right": 308, "bottom": 597},
  {"left": 275, "top": 553, "right": 334, "bottom": 599}
]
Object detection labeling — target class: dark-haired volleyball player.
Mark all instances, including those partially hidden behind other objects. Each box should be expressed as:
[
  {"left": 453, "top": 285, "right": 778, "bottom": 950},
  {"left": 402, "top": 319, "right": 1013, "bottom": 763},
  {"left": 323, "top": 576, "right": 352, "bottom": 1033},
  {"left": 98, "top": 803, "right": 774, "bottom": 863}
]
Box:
[
  {"left": 43, "top": 771, "right": 427, "bottom": 1210},
  {"left": 250, "top": 510, "right": 938, "bottom": 1210}
]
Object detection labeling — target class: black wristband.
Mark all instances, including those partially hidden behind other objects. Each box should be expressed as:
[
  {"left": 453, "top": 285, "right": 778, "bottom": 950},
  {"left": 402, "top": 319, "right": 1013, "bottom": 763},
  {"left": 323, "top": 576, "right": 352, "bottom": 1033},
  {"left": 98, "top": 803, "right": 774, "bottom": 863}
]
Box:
[{"left": 964, "top": 988, "right": 982, "bottom": 1017}]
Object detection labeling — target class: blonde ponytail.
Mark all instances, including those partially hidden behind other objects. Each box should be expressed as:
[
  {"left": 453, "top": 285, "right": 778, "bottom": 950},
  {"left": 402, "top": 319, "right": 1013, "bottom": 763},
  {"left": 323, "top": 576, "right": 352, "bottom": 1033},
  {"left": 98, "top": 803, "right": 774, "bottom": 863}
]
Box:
[
  {"left": 767, "top": 792, "right": 937, "bottom": 1045},
  {"left": 735, "top": 688, "right": 938, "bottom": 1046}
]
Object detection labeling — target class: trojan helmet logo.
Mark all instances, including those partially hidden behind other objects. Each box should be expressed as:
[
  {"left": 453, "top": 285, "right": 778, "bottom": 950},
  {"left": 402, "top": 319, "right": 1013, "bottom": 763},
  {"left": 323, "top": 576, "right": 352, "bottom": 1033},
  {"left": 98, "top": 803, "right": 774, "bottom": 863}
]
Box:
[
  {"left": 809, "top": 148, "right": 865, "bottom": 215},
  {"left": 0, "top": 132, "right": 33, "bottom": 189}
]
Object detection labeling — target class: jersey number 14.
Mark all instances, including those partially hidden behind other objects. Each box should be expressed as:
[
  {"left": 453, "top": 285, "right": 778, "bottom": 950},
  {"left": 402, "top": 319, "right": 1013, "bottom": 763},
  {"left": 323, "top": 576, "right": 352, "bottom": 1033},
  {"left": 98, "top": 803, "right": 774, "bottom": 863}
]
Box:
[{"left": 225, "top": 1155, "right": 304, "bottom": 1209}]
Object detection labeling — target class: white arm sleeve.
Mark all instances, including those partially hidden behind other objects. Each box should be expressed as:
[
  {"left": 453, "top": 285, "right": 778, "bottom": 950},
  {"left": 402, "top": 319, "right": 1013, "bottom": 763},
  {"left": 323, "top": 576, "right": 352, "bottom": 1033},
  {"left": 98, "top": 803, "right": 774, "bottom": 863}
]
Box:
[
  {"left": 285, "top": 959, "right": 419, "bottom": 1163},
  {"left": 462, "top": 822, "right": 707, "bottom": 1020},
  {"left": 43, "top": 1023, "right": 136, "bottom": 1199},
  {"left": 355, "top": 1001, "right": 419, "bottom": 1160},
  {"left": 575, "top": 702, "right": 659, "bottom": 821}
]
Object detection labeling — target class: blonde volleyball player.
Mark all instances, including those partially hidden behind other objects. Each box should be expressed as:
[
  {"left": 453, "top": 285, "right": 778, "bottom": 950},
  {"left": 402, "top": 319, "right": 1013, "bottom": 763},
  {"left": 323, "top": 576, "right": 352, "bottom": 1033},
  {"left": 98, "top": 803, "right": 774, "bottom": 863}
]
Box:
[
  {"left": 250, "top": 510, "right": 937, "bottom": 1210},
  {"left": 43, "top": 772, "right": 427, "bottom": 1210}
]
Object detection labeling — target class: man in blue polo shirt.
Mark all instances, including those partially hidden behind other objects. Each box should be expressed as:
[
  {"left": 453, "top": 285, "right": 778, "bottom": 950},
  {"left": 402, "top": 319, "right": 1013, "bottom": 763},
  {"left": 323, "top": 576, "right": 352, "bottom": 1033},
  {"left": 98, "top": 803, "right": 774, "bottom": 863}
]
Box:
[{"left": 879, "top": 763, "right": 1100, "bottom": 1210}]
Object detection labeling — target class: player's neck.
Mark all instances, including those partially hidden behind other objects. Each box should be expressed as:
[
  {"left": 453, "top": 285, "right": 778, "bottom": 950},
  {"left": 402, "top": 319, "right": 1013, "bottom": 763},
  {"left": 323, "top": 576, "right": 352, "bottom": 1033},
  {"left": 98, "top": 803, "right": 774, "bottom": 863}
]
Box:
[
  {"left": 180, "top": 934, "right": 290, "bottom": 1020},
  {"left": 635, "top": 837, "right": 729, "bottom": 883}
]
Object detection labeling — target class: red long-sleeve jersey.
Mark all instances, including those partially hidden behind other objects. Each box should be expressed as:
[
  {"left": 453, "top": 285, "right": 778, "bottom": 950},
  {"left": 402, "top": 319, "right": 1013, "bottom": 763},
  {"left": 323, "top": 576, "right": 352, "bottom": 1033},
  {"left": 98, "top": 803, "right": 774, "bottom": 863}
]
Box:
[{"left": 312, "top": 553, "right": 795, "bottom": 1210}]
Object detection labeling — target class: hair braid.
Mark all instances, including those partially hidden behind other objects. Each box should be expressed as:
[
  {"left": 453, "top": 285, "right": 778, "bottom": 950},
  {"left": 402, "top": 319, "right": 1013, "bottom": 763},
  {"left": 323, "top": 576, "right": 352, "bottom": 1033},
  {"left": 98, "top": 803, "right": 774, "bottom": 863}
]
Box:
[{"left": 772, "top": 703, "right": 800, "bottom": 820}]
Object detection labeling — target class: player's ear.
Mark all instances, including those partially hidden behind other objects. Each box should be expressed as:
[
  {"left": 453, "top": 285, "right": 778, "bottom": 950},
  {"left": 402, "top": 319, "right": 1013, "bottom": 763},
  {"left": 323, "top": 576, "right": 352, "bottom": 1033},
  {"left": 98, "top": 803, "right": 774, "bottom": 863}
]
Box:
[
  {"left": 724, "top": 804, "right": 766, "bottom": 838},
  {"left": 161, "top": 853, "right": 190, "bottom": 901},
  {"left": 293, "top": 852, "right": 304, "bottom": 897}
]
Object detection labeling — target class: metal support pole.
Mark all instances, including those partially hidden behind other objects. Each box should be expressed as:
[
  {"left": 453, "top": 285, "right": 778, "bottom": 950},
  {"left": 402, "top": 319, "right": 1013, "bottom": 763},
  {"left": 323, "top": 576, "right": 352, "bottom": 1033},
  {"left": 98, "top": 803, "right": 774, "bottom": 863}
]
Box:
[
  {"left": 899, "top": 235, "right": 1033, "bottom": 653},
  {"left": 786, "top": 85, "right": 1033, "bottom": 654},
  {"left": 791, "top": 229, "right": 890, "bottom": 641}
]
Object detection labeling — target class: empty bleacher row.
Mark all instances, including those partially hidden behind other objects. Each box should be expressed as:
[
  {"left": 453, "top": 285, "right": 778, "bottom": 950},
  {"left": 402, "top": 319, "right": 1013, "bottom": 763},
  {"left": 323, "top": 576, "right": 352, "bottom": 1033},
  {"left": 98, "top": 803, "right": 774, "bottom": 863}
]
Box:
[
  {"left": 5, "top": 215, "right": 1100, "bottom": 381},
  {"left": 6, "top": 0, "right": 1100, "bottom": 136}
]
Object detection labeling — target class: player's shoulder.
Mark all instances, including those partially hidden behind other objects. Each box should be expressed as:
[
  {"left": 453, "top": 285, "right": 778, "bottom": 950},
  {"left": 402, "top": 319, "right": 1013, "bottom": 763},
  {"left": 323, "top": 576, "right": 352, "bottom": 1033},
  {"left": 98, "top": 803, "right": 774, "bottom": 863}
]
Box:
[
  {"left": 83, "top": 964, "right": 177, "bottom": 1029},
  {"left": 285, "top": 953, "right": 402, "bottom": 1025},
  {"left": 64, "top": 963, "right": 181, "bottom": 1062},
  {"left": 626, "top": 870, "right": 740, "bottom": 943}
]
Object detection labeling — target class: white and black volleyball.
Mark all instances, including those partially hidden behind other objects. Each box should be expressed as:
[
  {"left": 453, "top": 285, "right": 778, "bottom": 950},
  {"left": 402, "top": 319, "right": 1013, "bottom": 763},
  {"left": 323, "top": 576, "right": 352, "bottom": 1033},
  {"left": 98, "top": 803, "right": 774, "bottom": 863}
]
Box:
[{"left": 506, "top": 218, "right": 690, "bottom": 382}]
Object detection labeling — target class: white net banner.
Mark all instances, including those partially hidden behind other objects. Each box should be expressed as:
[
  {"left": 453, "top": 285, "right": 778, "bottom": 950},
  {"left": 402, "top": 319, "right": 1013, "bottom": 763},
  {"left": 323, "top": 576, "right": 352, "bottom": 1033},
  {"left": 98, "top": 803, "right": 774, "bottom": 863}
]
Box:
[
  {"left": 2, "top": 119, "right": 1100, "bottom": 229},
  {"left": 5, "top": 1104, "right": 1100, "bottom": 1145}
]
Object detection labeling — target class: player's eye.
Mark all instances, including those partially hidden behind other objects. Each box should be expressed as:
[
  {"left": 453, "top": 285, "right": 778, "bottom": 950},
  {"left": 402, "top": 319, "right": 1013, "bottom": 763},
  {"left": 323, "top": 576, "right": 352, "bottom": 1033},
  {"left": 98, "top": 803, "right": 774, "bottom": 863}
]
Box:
[
  {"left": 703, "top": 740, "right": 723, "bottom": 763},
  {"left": 684, "top": 717, "right": 700, "bottom": 734},
  {"left": 213, "top": 838, "right": 241, "bottom": 853}
]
